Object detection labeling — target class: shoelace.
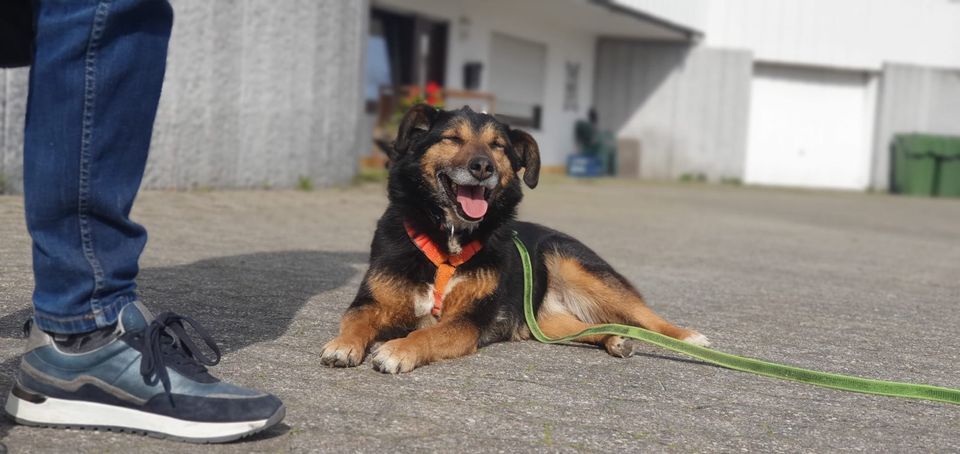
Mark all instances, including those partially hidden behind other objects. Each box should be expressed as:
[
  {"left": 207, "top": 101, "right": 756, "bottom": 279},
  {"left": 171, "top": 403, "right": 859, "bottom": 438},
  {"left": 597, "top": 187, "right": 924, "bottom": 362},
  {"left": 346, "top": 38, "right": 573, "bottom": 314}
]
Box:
[{"left": 138, "top": 312, "right": 222, "bottom": 398}]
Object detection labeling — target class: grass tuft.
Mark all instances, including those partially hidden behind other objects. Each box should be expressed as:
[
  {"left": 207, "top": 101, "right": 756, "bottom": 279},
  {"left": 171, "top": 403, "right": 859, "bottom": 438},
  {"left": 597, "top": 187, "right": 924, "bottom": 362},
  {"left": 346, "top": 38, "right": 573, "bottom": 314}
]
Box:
[{"left": 296, "top": 175, "right": 314, "bottom": 191}]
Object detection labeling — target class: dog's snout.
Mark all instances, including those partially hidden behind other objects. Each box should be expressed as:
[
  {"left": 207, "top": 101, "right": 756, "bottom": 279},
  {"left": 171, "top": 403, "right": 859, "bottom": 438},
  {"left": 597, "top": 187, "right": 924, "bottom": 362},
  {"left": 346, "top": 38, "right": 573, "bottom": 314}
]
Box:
[{"left": 468, "top": 156, "right": 495, "bottom": 181}]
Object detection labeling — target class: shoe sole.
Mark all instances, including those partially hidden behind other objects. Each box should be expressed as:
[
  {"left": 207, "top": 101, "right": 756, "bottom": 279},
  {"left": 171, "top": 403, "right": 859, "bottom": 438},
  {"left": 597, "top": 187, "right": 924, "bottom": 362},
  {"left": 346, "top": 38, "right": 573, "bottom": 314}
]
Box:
[{"left": 4, "top": 385, "right": 286, "bottom": 444}]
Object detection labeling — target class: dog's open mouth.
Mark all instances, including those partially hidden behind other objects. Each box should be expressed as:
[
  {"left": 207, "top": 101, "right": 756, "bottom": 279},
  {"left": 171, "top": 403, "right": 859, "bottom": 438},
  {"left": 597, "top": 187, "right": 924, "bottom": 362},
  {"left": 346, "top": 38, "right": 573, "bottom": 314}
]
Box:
[{"left": 439, "top": 173, "right": 491, "bottom": 221}]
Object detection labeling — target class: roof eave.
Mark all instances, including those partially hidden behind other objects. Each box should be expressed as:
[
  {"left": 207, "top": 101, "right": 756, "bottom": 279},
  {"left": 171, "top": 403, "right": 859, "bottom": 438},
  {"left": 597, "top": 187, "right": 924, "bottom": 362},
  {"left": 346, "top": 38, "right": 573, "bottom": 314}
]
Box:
[{"left": 588, "top": 0, "right": 704, "bottom": 42}]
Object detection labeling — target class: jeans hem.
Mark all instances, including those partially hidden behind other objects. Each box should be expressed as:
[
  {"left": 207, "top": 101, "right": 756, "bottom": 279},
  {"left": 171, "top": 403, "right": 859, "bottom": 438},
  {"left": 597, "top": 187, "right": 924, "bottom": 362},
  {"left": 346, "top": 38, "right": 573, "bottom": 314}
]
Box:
[{"left": 32, "top": 294, "right": 134, "bottom": 334}]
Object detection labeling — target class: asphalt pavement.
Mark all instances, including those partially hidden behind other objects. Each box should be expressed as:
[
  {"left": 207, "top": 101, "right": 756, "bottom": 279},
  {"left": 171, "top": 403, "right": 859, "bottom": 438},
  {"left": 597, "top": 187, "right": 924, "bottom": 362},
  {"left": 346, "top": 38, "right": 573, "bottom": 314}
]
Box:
[{"left": 0, "top": 179, "right": 958, "bottom": 452}]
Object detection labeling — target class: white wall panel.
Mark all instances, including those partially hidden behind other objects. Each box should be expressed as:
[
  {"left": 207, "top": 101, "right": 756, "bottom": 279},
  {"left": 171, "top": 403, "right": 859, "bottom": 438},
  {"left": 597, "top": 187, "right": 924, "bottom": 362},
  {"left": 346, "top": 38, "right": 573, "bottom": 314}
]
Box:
[
  {"left": 595, "top": 41, "right": 752, "bottom": 181},
  {"left": 704, "top": 0, "right": 960, "bottom": 71}
]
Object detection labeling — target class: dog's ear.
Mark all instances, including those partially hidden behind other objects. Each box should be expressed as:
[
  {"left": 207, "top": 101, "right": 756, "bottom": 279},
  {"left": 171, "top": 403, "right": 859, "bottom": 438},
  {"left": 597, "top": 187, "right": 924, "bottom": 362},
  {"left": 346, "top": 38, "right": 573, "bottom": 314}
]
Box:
[
  {"left": 393, "top": 104, "right": 438, "bottom": 160},
  {"left": 509, "top": 129, "right": 541, "bottom": 189}
]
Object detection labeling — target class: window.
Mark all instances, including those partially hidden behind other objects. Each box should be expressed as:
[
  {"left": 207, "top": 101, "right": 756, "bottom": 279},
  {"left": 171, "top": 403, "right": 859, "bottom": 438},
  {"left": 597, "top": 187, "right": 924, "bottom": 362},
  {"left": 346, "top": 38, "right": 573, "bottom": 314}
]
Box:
[{"left": 489, "top": 33, "right": 546, "bottom": 129}]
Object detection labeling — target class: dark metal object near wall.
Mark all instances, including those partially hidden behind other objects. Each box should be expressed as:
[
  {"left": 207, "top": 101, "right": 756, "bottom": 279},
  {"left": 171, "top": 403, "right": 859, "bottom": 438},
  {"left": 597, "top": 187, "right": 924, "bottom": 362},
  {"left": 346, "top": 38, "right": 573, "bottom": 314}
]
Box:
[{"left": 0, "top": 0, "right": 34, "bottom": 68}]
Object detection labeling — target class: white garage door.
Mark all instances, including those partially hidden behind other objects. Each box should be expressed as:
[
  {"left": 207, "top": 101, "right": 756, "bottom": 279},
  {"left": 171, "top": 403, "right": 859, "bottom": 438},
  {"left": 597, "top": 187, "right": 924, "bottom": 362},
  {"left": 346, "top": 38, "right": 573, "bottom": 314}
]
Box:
[{"left": 745, "top": 65, "right": 876, "bottom": 190}]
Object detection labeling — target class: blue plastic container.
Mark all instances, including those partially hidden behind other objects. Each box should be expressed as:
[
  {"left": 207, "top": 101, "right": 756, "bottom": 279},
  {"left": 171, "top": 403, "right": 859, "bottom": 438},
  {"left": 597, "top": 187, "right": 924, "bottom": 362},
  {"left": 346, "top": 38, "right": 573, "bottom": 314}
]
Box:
[{"left": 567, "top": 155, "right": 604, "bottom": 177}]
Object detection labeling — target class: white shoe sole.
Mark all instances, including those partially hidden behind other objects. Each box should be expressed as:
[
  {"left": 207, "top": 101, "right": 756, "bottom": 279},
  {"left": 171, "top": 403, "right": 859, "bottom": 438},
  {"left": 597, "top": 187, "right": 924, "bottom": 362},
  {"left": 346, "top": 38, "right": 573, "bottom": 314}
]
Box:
[{"left": 5, "top": 386, "right": 285, "bottom": 443}]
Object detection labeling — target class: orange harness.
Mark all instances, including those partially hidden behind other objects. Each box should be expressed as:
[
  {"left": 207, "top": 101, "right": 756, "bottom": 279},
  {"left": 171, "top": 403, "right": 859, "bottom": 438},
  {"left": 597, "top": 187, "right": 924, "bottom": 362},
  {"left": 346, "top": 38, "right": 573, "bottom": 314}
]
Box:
[{"left": 405, "top": 223, "right": 483, "bottom": 318}]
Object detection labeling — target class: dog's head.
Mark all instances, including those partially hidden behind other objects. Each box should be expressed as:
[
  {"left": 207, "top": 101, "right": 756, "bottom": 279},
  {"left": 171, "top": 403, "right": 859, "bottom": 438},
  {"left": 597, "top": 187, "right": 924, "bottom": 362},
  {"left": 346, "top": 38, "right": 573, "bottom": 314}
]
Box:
[{"left": 387, "top": 104, "right": 540, "bottom": 233}]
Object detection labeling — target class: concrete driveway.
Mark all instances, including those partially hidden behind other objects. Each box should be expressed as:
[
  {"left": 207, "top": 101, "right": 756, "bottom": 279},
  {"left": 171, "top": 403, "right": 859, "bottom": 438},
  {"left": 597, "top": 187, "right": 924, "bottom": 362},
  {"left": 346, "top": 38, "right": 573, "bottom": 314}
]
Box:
[{"left": 1, "top": 180, "right": 958, "bottom": 452}]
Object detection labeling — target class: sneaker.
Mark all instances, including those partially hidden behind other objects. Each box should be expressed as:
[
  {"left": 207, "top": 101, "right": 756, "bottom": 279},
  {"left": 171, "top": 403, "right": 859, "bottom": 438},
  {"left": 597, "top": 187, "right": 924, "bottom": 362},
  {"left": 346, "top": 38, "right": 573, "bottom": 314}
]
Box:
[{"left": 4, "top": 302, "right": 285, "bottom": 443}]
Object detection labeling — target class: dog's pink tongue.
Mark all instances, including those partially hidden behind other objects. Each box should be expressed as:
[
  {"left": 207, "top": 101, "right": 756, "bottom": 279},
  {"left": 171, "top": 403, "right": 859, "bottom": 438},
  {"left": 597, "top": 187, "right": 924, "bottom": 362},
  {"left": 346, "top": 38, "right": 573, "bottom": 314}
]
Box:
[{"left": 456, "top": 185, "right": 488, "bottom": 219}]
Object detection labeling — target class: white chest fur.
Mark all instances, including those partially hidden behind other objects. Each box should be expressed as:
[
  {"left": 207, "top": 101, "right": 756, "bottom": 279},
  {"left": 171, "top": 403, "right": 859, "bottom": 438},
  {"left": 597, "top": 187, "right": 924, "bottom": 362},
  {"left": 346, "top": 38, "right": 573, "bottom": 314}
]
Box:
[{"left": 413, "top": 276, "right": 464, "bottom": 326}]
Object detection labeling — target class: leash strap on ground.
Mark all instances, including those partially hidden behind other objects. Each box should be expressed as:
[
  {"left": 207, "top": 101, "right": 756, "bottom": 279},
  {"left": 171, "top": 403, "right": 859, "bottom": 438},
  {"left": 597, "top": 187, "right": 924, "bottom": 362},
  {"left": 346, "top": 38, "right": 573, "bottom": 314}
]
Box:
[{"left": 511, "top": 234, "right": 960, "bottom": 406}]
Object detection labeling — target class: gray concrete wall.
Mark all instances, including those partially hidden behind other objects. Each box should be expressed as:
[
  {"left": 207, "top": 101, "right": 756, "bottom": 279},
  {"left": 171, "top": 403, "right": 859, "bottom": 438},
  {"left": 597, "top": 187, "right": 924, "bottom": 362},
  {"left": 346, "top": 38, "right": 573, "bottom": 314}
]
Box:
[
  {"left": 0, "top": 68, "right": 29, "bottom": 193},
  {"left": 594, "top": 40, "right": 752, "bottom": 181},
  {"left": 0, "top": 0, "right": 368, "bottom": 194},
  {"left": 871, "top": 63, "right": 960, "bottom": 191}
]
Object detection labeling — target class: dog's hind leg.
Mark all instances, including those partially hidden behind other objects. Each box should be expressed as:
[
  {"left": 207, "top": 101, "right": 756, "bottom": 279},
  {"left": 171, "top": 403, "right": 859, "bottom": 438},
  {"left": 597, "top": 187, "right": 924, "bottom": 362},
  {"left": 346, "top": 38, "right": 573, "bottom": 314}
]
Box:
[
  {"left": 543, "top": 253, "right": 710, "bottom": 348},
  {"left": 536, "top": 311, "right": 641, "bottom": 357}
]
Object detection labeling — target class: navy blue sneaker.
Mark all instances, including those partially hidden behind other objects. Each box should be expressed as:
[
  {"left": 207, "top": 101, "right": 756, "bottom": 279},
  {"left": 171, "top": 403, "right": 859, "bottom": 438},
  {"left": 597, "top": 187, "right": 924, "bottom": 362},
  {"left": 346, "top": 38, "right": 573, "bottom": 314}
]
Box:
[{"left": 4, "top": 302, "right": 285, "bottom": 443}]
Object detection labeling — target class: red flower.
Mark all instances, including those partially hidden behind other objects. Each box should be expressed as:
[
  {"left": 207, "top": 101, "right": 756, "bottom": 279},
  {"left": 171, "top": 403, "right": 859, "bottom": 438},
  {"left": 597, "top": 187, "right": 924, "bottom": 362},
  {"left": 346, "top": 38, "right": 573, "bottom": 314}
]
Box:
[{"left": 425, "top": 81, "right": 442, "bottom": 106}]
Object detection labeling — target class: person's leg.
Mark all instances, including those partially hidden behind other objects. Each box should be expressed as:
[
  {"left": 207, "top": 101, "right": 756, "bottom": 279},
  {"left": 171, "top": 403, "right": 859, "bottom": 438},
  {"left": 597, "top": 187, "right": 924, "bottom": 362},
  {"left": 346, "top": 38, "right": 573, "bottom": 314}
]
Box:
[
  {"left": 8, "top": 0, "right": 285, "bottom": 441},
  {"left": 24, "top": 0, "right": 167, "bottom": 334}
]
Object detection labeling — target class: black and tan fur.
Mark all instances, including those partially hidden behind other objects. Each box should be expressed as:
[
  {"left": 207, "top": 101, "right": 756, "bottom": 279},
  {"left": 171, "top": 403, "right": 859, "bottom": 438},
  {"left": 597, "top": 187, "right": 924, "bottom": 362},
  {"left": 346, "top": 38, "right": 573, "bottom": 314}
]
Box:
[{"left": 321, "top": 105, "right": 708, "bottom": 374}]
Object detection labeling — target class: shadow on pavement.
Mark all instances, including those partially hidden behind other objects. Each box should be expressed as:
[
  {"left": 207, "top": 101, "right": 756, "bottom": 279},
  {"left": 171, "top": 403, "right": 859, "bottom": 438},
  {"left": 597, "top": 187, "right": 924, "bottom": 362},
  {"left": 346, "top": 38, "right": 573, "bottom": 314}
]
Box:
[
  {"left": 137, "top": 250, "right": 366, "bottom": 354},
  {"left": 0, "top": 249, "right": 367, "bottom": 440}
]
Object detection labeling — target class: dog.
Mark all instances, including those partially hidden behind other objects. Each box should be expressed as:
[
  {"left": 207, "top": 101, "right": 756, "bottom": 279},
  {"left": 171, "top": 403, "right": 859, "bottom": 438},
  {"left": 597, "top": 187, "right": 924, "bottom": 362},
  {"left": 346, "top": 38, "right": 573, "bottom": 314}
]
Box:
[{"left": 320, "top": 104, "right": 709, "bottom": 374}]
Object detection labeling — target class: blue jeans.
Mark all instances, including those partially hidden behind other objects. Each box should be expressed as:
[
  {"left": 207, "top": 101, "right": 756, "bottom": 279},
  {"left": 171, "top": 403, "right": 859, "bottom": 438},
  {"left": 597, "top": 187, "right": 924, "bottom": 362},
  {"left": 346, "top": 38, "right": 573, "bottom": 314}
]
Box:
[{"left": 24, "top": 0, "right": 172, "bottom": 334}]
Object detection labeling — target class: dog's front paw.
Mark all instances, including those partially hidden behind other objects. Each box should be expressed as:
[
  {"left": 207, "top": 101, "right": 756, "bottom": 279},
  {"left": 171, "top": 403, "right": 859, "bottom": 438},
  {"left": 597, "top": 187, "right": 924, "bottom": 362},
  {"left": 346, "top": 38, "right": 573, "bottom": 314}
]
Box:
[
  {"left": 370, "top": 339, "right": 419, "bottom": 374},
  {"left": 320, "top": 337, "right": 367, "bottom": 367}
]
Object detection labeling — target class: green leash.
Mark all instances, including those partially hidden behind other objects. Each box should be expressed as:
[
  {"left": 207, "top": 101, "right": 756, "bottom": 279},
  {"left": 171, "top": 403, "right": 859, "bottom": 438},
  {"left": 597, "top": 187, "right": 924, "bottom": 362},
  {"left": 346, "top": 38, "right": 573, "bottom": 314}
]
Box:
[{"left": 512, "top": 234, "right": 960, "bottom": 406}]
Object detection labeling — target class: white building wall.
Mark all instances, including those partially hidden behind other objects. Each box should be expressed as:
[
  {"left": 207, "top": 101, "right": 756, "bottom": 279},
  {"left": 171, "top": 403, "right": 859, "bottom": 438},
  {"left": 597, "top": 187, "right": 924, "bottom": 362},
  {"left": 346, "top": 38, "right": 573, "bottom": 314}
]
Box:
[
  {"left": 373, "top": 0, "right": 598, "bottom": 167},
  {"left": 376, "top": 0, "right": 960, "bottom": 189},
  {"left": 684, "top": 0, "right": 960, "bottom": 190},
  {"left": 703, "top": 0, "right": 960, "bottom": 70}
]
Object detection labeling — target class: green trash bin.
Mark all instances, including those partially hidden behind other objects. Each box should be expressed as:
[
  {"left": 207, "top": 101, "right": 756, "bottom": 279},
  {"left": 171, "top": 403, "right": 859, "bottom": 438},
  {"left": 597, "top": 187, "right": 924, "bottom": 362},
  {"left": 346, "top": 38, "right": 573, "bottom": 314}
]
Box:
[{"left": 892, "top": 133, "right": 960, "bottom": 197}]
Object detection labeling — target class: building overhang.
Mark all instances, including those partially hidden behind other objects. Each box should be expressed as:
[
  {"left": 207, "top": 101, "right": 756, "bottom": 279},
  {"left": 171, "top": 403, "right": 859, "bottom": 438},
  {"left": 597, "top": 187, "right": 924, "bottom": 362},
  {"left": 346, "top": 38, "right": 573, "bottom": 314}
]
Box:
[
  {"left": 372, "top": 0, "right": 702, "bottom": 42},
  {"left": 588, "top": 0, "right": 703, "bottom": 41},
  {"left": 493, "top": 0, "right": 702, "bottom": 41}
]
